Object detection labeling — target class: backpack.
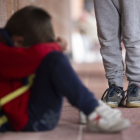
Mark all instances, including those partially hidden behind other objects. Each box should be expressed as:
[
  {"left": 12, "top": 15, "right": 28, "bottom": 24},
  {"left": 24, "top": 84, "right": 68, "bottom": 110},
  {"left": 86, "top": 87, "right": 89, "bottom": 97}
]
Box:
[{"left": 0, "top": 74, "right": 35, "bottom": 132}]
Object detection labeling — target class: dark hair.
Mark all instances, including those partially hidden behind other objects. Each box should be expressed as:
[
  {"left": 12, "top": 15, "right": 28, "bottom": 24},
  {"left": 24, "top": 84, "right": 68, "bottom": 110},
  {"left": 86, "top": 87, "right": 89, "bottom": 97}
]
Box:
[{"left": 5, "top": 6, "right": 55, "bottom": 46}]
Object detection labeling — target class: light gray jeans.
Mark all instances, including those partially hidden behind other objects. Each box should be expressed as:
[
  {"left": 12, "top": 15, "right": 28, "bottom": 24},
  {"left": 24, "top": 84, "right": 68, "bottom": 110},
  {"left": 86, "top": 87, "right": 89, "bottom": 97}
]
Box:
[{"left": 94, "top": 0, "right": 140, "bottom": 87}]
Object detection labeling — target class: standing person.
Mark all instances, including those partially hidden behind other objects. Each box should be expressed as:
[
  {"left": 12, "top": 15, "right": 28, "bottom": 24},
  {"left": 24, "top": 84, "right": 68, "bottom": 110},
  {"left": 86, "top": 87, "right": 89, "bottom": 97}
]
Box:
[
  {"left": 93, "top": 0, "right": 140, "bottom": 107},
  {"left": 0, "top": 6, "right": 130, "bottom": 133}
]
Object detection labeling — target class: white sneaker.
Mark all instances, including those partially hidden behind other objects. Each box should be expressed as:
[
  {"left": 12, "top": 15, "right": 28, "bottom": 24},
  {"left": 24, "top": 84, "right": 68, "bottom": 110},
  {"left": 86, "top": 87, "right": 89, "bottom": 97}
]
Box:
[
  {"left": 79, "top": 111, "right": 87, "bottom": 124},
  {"left": 87, "top": 100, "right": 130, "bottom": 133}
]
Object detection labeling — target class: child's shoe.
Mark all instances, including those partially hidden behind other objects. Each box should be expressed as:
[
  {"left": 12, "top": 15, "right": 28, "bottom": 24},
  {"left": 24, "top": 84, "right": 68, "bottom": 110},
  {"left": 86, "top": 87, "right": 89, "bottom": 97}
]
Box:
[
  {"left": 79, "top": 111, "right": 87, "bottom": 124},
  {"left": 87, "top": 100, "right": 130, "bottom": 133},
  {"left": 101, "top": 83, "right": 124, "bottom": 107},
  {"left": 124, "top": 85, "right": 140, "bottom": 107}
]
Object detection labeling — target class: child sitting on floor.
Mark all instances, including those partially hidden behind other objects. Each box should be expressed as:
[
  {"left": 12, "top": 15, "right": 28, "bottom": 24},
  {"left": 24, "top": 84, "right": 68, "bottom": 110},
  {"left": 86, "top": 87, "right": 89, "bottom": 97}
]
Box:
[{"left": 0, "top": 6, "right": 130, "bottom": 133}]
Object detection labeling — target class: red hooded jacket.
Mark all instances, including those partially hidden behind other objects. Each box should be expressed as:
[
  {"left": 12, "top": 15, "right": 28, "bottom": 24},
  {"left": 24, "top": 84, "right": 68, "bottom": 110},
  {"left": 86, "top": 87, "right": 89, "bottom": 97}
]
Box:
[{"left": 0, "top": 42, "right": 62, "bottom": 131}]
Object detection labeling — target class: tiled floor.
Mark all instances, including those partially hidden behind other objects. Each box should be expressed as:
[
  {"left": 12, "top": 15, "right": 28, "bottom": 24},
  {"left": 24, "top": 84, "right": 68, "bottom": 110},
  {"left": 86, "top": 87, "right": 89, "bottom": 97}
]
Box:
[{"left": 0, "top": 63, "right": 140, "bottom": 140}]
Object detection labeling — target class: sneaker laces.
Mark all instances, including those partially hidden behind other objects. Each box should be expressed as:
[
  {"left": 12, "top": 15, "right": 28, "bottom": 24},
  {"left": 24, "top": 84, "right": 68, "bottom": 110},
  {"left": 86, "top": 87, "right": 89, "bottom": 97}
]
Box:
[
  {"left": 101, "top": 83, "right": 123, "bottom": 102},
  {"left": 122, "top": 85, "right": 139, "bottom": 101}
]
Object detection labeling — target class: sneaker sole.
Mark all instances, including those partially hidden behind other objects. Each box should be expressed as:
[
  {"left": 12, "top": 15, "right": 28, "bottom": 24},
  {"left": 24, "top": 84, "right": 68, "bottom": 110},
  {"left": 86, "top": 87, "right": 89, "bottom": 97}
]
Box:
[
  {"left": 87, "top": 119, "right": 130, "bottom": 133},
  {"left": 109, "top": 119, "right": 130, "bottom": 132},
  {"left": 126, "top": 102, "right": 140, "bottom": 107},
  {"left": 106, "top": 102, "right": 118, "bottom": 108}
]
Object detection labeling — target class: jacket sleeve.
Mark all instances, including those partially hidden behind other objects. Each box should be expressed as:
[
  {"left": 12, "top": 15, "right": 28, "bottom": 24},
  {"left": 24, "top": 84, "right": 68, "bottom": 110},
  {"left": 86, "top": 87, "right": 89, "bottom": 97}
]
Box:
[{"left": 0, "top": 42, "right": 62, "bottom": 79}]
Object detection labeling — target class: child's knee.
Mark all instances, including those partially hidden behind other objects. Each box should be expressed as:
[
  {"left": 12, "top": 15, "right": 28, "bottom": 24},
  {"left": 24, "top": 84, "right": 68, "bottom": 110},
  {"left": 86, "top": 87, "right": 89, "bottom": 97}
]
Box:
[
  {"left": 45, "top": 51, "right": 66, "bottom": 62},
  {"left": 42, "top": 51, "right": 68, "bottom": 67}
]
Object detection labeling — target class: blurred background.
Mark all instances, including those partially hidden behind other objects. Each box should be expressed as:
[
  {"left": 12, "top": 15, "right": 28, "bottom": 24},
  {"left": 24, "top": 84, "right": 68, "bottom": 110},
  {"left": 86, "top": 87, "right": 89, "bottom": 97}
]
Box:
[
  {"left": 71, "top": 0, "right": 101, "bottom": 63},
  {"left": 0, "top": 0, "right": 102, "bottom": 63}
]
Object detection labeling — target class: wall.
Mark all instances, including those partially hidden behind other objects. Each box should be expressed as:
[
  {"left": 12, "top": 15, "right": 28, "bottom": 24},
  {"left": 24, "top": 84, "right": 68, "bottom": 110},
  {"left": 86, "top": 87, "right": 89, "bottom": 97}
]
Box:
[{"left": 70, "top": 0, "right": 84, "bottom": 21}]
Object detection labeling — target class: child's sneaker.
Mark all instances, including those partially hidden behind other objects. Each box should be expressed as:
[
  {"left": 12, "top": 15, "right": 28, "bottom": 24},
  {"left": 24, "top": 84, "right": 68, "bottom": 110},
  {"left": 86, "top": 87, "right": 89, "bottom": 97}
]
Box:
[
  {"left": 79, "top": 111, "right": 87, "bottom": 124},
  {"left": 101, "top": 83, "right": 124, "bottom": 107},
  {"left": 124, "top": 85, "right": 140, "bottom": 107},
  {"left": 87, "top": 100, "right": 130, "bottom": 133}
]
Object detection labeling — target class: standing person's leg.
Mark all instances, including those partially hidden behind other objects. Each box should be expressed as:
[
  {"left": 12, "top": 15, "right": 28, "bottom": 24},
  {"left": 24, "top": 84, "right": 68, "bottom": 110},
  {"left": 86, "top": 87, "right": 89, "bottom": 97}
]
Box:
[
  {"left": 120, "top": 0, "right": 140, "bottom": 107},
  {"left": 22, "top": 51, "right": 130, "bottom": 132},
  {"left": 93, "top": 0, "right": 124, "bottom": 107},
  {"left": 94, "top": 0, "right": 124, "bottom": 87}
]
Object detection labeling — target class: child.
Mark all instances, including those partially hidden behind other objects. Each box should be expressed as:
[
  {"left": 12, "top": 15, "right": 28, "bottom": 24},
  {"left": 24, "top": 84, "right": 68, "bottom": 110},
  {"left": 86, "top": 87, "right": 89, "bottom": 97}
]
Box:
[
  {"left": 0, "top": 6, "right": 130, "bottom": 133},
  {"left": 94, "top": 0, "right": 140, "bottom": 107}
]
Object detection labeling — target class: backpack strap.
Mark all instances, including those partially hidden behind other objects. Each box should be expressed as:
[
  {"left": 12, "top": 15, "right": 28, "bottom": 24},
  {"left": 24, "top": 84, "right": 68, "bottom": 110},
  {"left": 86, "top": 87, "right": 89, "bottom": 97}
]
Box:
[
  {"left": 0, "top": 115, "right": 8, "bottom": 128},
  {"left": 0, "top": 74, "right": 35, "bottom": 128}
]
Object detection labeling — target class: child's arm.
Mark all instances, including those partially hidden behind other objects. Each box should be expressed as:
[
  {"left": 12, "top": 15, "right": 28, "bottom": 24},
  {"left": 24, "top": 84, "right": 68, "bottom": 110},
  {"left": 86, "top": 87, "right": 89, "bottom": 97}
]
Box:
[{"left": 0, "top": 42, "right": 62, "bottom": 79}]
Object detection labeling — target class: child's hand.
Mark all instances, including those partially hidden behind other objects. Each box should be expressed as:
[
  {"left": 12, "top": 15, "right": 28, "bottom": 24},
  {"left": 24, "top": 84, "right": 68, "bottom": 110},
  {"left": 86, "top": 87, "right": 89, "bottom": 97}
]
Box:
[{"left": 56, "top": 37, "right": 67, "bottom": 51}]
